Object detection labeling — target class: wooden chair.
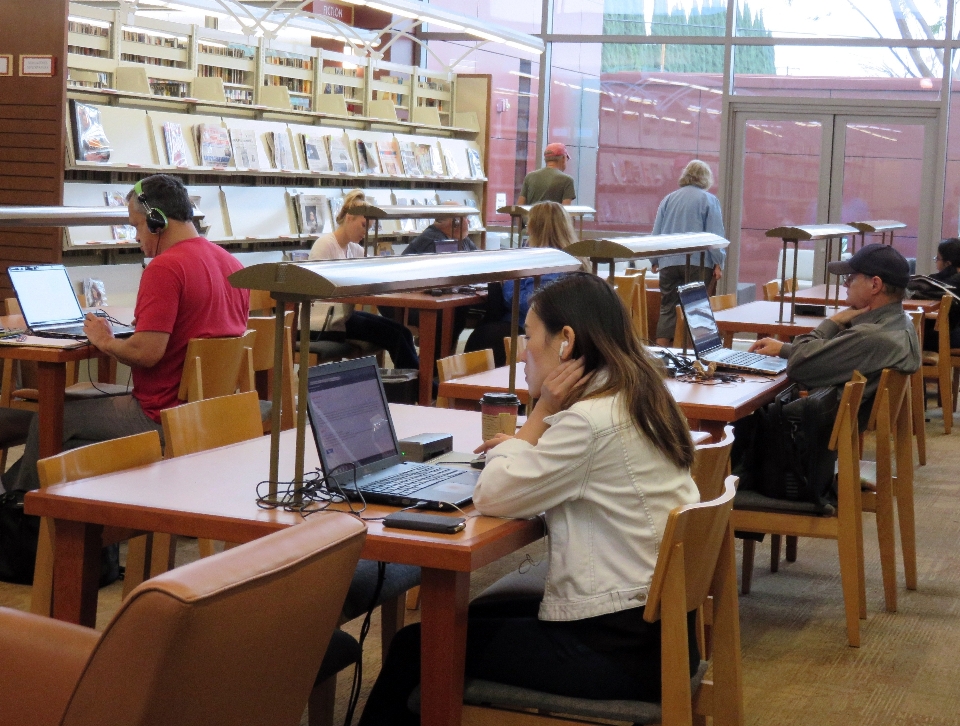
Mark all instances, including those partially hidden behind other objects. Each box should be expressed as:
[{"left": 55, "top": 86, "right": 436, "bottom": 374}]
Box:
[
  {"left": 908, "top": 310, "right": 926, "bottom": 466},
  {"left": 157, "top": 391, "right": 263, "bottom": 562},
  {"left": 860, "top": 369, "right": 916, "bottom": 613},
  {"left": 437, "top": 349, "right": 495, "bottom": 409},
  {"left": 457, "top": 477, "right": 743, "bottom": 726},
  {"left": 614, "top": 270, "right": 649, "bottom": 341},
  {"left": 710, "top": 292, "right": 738, "bottom": 312},
  {"left": 31, "top": 431, "right": 164, "bottom": 616},
  {"left": 762, "top": 278, "right": 796, "bottom": 302},
  {"left": 248, "top": 288, "right": 275, "bottom": 315},
  {"left": 692, "top": 426, "right": 734, "bottom": 501},
  {"left": 732, "top": 372, "right": 867, "bottom": 647},
  {"left": 179, "top": 329, "right": 257, "bottom": 403},
  {"left": 920, "top": 295, "right": 955, "bottom": 434},
  {"left": 247, "top": 312, "right": 296, "bottom": 433}
]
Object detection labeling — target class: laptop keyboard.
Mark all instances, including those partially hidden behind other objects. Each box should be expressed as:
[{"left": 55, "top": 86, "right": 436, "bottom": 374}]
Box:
[
  {"left": 361, "top": 465, "right": 463, "bottom": 496},
  {"left": 715, "top": 350, "right": 777, "bottom": 368}
]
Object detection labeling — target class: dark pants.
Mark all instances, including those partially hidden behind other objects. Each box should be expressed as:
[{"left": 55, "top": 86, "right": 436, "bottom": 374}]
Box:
[
  {"left": 357, "top": 598, "right": 699, "bottom": 726},
  {"left": 656, "top": 265, "right": 717, "bottom": 341},
  {"left": 318, "top": 311, "right": 419, "bottom": 370},
  {"left": 464, "top": 321, "right": 519, "bottom": 368}
]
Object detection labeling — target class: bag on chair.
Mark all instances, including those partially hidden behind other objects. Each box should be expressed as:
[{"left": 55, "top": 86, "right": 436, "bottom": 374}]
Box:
[{"left": 736, "top": 385, "right": 841, "bottom": 514}]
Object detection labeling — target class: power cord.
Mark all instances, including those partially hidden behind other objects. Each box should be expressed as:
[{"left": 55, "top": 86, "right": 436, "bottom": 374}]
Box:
[{"left": 343, "top": 561, "right": 386, "bottom": 726}]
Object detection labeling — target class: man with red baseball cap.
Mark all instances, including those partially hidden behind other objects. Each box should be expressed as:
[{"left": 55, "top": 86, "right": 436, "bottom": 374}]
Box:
[{"left": 517, "top": 142, "right": 576, "bottom": 206}]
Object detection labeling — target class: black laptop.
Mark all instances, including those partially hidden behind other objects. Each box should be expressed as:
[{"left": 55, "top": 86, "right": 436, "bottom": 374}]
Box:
[
  {"left": 305, "top": 357, "right": 478, "bottom": 509},
  {"left": 8, "top": 265, "right": 135, "bottom": 339},
  {"left": 678, "top": 282, "right": 788, "bottom": 375}
]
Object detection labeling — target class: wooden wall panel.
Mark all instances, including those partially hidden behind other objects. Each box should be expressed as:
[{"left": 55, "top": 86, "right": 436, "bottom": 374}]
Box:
[{"left": 0, "top": 0, "right": 68, "bottom": 297}]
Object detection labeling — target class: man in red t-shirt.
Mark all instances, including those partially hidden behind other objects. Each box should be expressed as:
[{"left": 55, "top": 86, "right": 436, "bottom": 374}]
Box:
[{"left": 6, "top": 175, "right": 248, "bottom": 492}]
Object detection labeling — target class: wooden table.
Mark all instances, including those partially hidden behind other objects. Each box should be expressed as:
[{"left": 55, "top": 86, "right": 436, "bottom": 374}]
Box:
[
  {"left": 25, "top": 404, "right": 541, "bottom": 726},
  {"left": 437, "top": 362, "right": 789, "bottom": 440},
  {"left": 791, "top": 284, "right": 940, "bottom": 311},
  {"left": 0, "top": 310, "right": 126, "bottom": 458},
  {"left": 712, "top": 301, "right": 823, "bottom": 339},
  {"left": 342, "top": 290, "right": 485, "bottom": 406}
]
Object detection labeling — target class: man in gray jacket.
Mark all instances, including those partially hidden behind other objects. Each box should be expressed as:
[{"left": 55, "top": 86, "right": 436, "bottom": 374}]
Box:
[{"left": 750, "top": 243, "right": 920, "bottom": 419}]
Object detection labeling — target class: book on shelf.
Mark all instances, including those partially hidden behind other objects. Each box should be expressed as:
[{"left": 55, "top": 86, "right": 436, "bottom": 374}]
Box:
[
  {"left": 428, "top": 144, "right": 445, "bottom": 177},
  {"left": 229, "top": 128, "right": 260, "bottom": 169},
  {"left": 189, "top": 195, "right": 211, "bottom": 235},
  {"left": 327, "top": 134, "right": 356, "bottom": 174},
  {"left": 83, "top": 278, "right": 108, "bottom": 307},
  {"left": 355, "top": 139, "right": 382, "bottom": 175},
  {"left": 416, "top": 197, "right": 437, "bottom": 231},
  {"left": 268, "top": 131, "right": 296, "bottom": 171},
  {"left": 462, "top": 198, "right": 484, "bottom": 231},
  {"left": 71, "top": 101, "right": 111, "bottom": 163},
  {"left": 440, "top": 143, "right": 462, "bottom": 179},
  {"left": 376, "top": 140, "right": 403, "bottom": 176},
  {"left": 467, "top": 148, "right": 484, "bottom": 178},
  {"left": 302, "top": 133, "right": 331, "bottom": 172},
  {"left": 395, "top": 198, "right": 418, "bottom": 233},
  {"left": 329, "top": 196, "right": 345, "bottom": 224},
  {"left": 414, "top": 143, "right": 438, "bottom": 177},
  {"left": 296, "top": 194, "right": 332, "bottom": 236},
  {"left": 398, "top": 141, "right": 423, "bottom": 178},
  {"left": 104, "top": 191, "right": 136, "bottom": 241},
  {"left": 197, "top": 123, "right": 232, "bottom": 167},
  {"left": 162, "top": 122, "right": 190, "bottom": 167}
]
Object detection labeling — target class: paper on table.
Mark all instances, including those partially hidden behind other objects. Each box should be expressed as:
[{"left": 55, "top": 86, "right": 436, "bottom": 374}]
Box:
[{"left": 0, "top": 335, "right": 87, "bottom": 349}]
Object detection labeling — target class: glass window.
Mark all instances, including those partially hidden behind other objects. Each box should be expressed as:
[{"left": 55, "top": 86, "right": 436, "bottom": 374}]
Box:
[
  {"left": 733, "top": 45, "right": 943, "bottom": 100},
  {"left": 736, "top": 0, "right": 947, "bottom": 40},
  {"left": 424, "top": 0, "right": 542, "bottom": 35},
  {"left": 549, "top": 43, "right": 723, "bottom": 233}
]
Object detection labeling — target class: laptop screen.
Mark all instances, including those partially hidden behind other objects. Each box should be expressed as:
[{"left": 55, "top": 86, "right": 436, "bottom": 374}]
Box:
[
  {"left": 678, "top": 282, "right": 723, "bottom": 355},
  {"left": 306, "top": 358, "right": 399, "bottom": 474},
  {"left": 9, "top": 266, "right": 84, "bottom": 328}
]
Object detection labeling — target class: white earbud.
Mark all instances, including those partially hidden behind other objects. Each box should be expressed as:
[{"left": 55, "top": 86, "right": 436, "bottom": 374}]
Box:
[{"left": 558, "top": 341, "right": 568, "bottom": 360}]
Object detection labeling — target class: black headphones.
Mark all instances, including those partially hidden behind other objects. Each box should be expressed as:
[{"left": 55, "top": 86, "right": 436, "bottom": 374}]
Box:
[{"left": 133, "top": 180, "right": 169, "bottom": 234}]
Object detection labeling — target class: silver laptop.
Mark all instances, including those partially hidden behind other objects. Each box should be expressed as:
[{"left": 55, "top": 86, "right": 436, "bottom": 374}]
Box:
[
  {"left": 8, "top": 265, "right": 134, "bottom": 339},
  {"left": 306, "top": 356, "right": 479, "bottom": 510},
  {"left": 678, "top": 282, "right": 788, "bottom": 376}
]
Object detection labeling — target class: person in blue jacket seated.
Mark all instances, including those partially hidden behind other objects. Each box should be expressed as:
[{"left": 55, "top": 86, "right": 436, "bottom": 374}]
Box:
[
  {"left": 357, "top": 273, "right": 701, "bottom": 725},
  {"left": 465, "top": 201, "right": 587, "bottom": 366}
]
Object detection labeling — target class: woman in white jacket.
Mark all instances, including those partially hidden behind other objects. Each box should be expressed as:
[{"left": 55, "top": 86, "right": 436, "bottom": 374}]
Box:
[{"left": 359, "top": 273, "right": 700, "bottom": 725}]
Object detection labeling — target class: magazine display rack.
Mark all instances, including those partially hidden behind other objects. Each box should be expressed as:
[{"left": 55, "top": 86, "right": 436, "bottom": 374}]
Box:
[{"left": 765, "top": 224, "right": 859, "bottom": 322}]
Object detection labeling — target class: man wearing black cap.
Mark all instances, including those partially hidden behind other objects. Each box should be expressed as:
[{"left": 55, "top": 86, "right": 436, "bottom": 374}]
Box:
[{"left": 750, "top": 243, "right": 920, "bottom": 412}]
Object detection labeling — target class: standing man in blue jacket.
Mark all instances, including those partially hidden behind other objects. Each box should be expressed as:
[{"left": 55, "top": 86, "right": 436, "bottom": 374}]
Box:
[{"left": 650, "top": 159, "right": 725, "bottom": 346}]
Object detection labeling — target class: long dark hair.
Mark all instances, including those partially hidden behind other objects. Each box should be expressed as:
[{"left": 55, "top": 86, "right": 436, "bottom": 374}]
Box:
[{"left": 529, "top": 273, "right": 694, "bottom": 470}]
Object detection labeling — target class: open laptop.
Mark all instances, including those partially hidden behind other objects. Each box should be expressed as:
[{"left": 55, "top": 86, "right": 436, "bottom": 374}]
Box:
[
  {"left": 678, "top": 282, "right": 788, "bottom": 375},
  {"left": 305, "top": 356, "right": 479, "bottom": 509},
  {"left": 8, "top": 265, "right": 135, "bottom": 339}
]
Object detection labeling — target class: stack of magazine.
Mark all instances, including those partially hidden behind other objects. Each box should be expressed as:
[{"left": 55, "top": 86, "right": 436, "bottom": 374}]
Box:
[
  {"left": 197, "top": 123, "right": 232, "bottom": 167},
  {"left": 295, "top": 194, "right": 333, "bottom": 236},
  {"left": 72, "top": 101, "right": 111, "bottom": 163}
]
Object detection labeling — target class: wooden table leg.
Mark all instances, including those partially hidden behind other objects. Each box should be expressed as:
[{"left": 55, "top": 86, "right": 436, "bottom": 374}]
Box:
[
  {"left": 418, "top": 309, "right": 438, "bottom": 406},
  {"left": 52, "top": 519, "right": 102, "bottom": 627},
  {"left": 439, "top": 308, "right": 455, "bottom": 358},
  {"left": 37, "top": 361, "right": 67, "bottom": 459},
  {"left": 420, "top": 567, "right": 470, "bottom": 726},
  {"left": 97, "top": 353, "right": 117, "bottom": 384}
]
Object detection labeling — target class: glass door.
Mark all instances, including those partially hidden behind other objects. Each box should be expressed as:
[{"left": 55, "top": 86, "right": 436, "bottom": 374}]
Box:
[{"left": 727, "top": 107, "right": 939, "bottom": 293}]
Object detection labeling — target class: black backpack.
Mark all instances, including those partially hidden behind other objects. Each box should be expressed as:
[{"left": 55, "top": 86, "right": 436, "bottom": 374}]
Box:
[{"left": 735, "top": 385, "right": 841, "bottom": 514}]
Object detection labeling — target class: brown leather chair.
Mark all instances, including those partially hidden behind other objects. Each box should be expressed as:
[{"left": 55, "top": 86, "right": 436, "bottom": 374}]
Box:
[{"left": 0, "top": 514, "right": 365, "bottom": 726}]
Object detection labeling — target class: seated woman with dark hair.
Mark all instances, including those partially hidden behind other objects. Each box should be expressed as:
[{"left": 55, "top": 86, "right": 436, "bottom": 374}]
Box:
[
  {"left": 922, "top": 237, "right": 960, "bottom": 350},
  {"left": 358, "top": 273, "right": 700, "bottom": 725}
]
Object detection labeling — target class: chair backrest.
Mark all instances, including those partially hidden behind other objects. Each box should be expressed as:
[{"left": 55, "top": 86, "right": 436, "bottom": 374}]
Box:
[
  {"left": 865, "top": 368, "right": 910, "bottom": 435},
  {"left": 614, "top": 271, "right": 649, "bottom": 341},
  {"left": 644, "top": 475, "right": 737, "bottom": 624},
  {"left": 828, "top": 372, "right": 867, "bottom": 516},
  {"left": 248, "top": 288, "right": 275, "bottom": 315},
  {"left": 909, "top": 309, "right": 924, "bottom": 347},
  {"left": 437, "top": 349, "right": 495, "bottom": 383},
  {"left": 762, "top": 280, "right": 780, "bottom": 302},
  {"left": 246, "top": 312, "right": 296, "bottom": 431},
  {"left": 691, "top": 426, "right": 733, "bottom": 501},
  {"left": 161, "top": 391, "right": 263, "bottom": 458},
  {"left": 37, "top": 431, "right": 163, "bottom": 489},
  {"left": 178, "top": 329, "right": 257, "bottom": 403},
  {"left": 60, "top": 514, "right": 366, "bottom": 726},
  {"left": 673, "top": 304, "right": 690, "bottom": 348},
  {"left": 935, "top": 294, "right": 952, "bottom": 351},
  {"left": 710, "top": 293, "right": 738, "bottom": 312}
]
